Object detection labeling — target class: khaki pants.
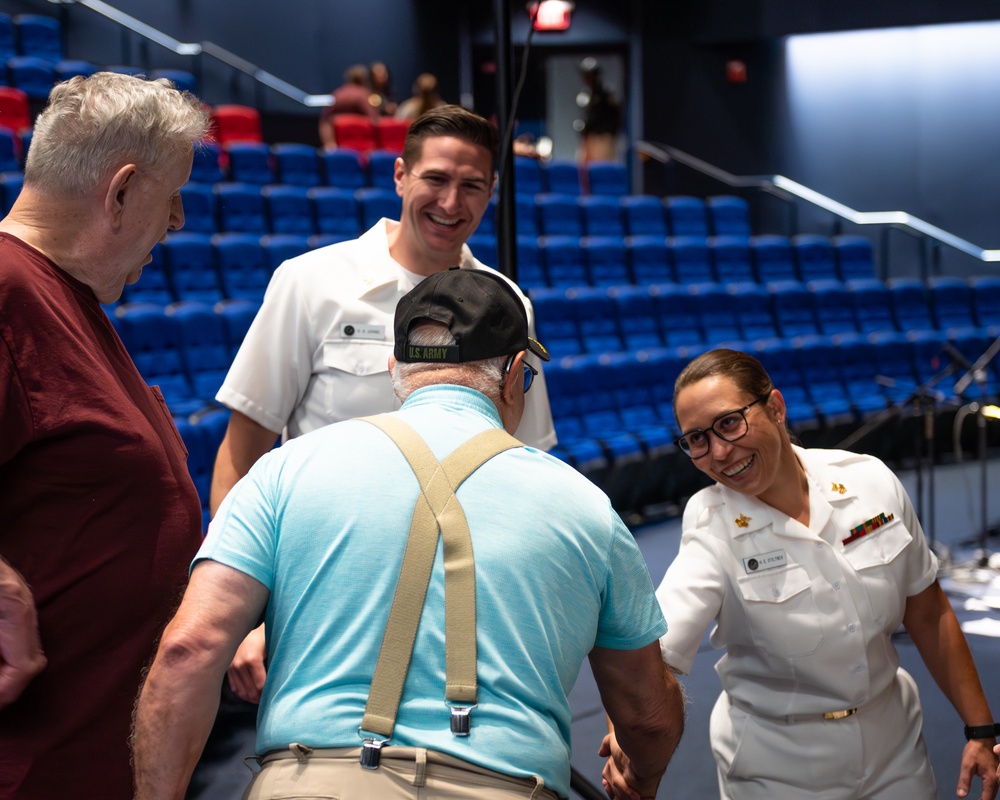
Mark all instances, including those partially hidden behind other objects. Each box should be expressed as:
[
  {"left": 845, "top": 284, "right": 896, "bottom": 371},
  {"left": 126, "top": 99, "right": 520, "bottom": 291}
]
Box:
[{"left": 242, "top": 746, "right": 562, "bottom": 800}]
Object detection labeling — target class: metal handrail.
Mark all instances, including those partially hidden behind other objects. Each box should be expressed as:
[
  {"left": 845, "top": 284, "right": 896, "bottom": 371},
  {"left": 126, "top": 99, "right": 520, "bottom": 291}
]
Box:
[
  {"left": 638, "top": 140, "right": 1000, "bottom": 264},
  {"left": 52, "top": 0, "right": 332, "bottom": 107}
]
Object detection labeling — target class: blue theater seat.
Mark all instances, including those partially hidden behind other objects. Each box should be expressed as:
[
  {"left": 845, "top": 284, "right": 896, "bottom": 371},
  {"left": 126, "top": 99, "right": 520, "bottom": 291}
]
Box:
[
  {"left": 751, "top": 235, "right": 796, "bottom": 283},
  {"left": 226, "top": 142, "right": 275, "bottom": 185},
  {"left": 14, "top": 14, "right": 61, "bottom": 62},
  {"left": 514, "top": 156, "right": 543, "bottom": 196},
  {"left": 260, "top": 234, "right": 312, "bottom": 274},
  {"left": 830, "top": 331, "right": 891, "bottom": 417},
  {"left": 272, "top": 142, "right": 322, "bottom": 188},
  {"left": 321, "top": 148, "right": 367, "bottom": 190},
  {"left": 582, "top": 235, "right": 630, "bottom": 287},
  {"left": 792, "top": 234, "right": 837, "bottom": 283},
  {"left": 541, "top": 158, "right": 581, "bottom": 195},
  {"left": 688, "top": 281, "right": 741, "bottom": 345},
  {"left": 845, "top": 277, "right": 895, "bottom": 334},
  {"left": 669, "top": 236, "right": 714, "bottom": 284},
  {"left": 539, "top": 235, "right": 587, "bottom": 288},
  {"left": 867, "top": 330, "right": 920, "bottom": 405},
  {"left": 927, "top": 276, "right": 973, "bottom": 331},
  {"left": 161, "top": 232, "right": 224, "bottom": 304},
  {"left": 7, "top": 55, "right": 54, "bottom": 99},
  {"left": 120, "top": 243, "right": 174, "bottom": 305},
  {"left": 191, "top": 141, "right": 225, "bottom": 184},
  {"left": 367, "top": 149, "right": 399, "bottom": 190},
  {"left": 887, "top": 277, "right": 933, "bottom": 332},
  {"left": 149, "top": 69, "right": 197, "bottom": 94},
  {"left": 166, "top": 300, "right": 231, "bottom": 403},
  {"left": 516, "top": 235, "right": 547, "bottom": 289},
  {"left": 309, "top": 186, "right": 360, "bottom": 236},
  {"left": 355, "top": 187, "right": 401, "bottom": 229},
  {"left": 216, "top": 297, "right": 262, "bottom": 359},
  {"left": 969, "top": 275, "right": 1000, "bottom": 333},
  {"left": 706, "top": 195, "right": 751, "bottom": 237},
  {"left": 664, "top": 196, "right": 709, "bottom": 238},
  {"left": 536, "top": 192, "right": 582, "bottom": 236},
  {"left": 578, "top": 194, "right": 624, "bottom": 236},
  {"left": 709, "top": 235, "right": 754, "bottom": 284},
  {"left": 726, "top": 280, "right": 778, "bottom": 341},
  {"left": 114, "top": 303, "right": 204, "bottom": 416},
  {"left": 215, "top": 182, "right": 267, "bottom": 234},
  {"left": 620, "top": 195, "right": 668, "bottom": 237},
  {"left": 792, "top": 334, "right": 856, "bottom": 427},
  {"left": 768, "top": 279, "right": 818, "bottom": 338},
  {"left": 262, "top": 184, "right": 315, "bottom": 234},
  {"left": 808, "top": 278, "right": 858, "bottom": 335},
  {"left": 584, "top": 161, "right": 628, "bottom": 196},
  {"left": 516, "top": 194, "right": 539, "bottom": 236},
  {"left": 832, "top": 234, "right": 876, "bottom": 281},
  {"left": 627, "top": 235, "right": 672, "bottom": 284},
  {"left": 179, "top": 182, "right": 217, "bottom": 234},
  {"left": 650, "top": 282, "right": 704, "bottom": 348},
  {"left": 466, "top": 232, "right": 498, "bottom": 272},
  {"left": 608, "top": 284, "right": 663, "bottom": 351},
  {"left": 529, "top": 286, "right": 582, "bottom": 358},
  {"left": 214, "top": 232, "right": 269, "bottom": 302},
  {"left": 567, "top": 286, "right": 623, "bottom": 354},
  {"left": 752, "top": 338, "right": 820, "bottom": 430}
]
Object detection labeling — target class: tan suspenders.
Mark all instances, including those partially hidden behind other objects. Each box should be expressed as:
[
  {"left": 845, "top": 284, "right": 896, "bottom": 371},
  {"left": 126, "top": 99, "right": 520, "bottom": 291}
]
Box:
[{"left": 356, "top": 414, "right": 522, "bottom": 768}]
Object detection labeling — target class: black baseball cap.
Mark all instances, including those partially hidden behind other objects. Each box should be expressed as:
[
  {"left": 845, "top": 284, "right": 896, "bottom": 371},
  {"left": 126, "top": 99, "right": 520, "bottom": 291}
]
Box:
[{"left": 394, "top": 267, "right": 550, "bottom": 364}]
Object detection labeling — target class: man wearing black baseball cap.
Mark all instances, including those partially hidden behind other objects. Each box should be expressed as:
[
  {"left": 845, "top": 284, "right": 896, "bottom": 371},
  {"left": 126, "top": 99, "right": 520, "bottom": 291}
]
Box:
[{"left": 134, "top": 269, "right": 684, "bottom": 800}]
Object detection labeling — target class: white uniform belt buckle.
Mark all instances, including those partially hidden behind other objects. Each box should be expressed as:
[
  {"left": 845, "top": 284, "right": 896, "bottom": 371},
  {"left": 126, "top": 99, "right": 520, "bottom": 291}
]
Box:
[{"left": 823, "top": 707, "right": 858, "bottom": 721}]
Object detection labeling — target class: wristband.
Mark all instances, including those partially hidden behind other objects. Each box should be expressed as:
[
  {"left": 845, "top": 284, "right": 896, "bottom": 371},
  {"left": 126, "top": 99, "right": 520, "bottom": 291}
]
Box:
[{"left": 963, "top": 723, "right": 1000, "bottom": 740}]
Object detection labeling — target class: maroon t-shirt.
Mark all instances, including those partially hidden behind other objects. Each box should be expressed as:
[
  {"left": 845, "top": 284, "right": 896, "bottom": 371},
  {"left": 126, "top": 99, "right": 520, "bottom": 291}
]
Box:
[{"left": 0, "top": 234, "right": 203, "bottom": 798}]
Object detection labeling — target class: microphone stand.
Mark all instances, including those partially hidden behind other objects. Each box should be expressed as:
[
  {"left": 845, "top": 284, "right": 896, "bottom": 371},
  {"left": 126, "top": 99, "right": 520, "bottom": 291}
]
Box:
[{"left": 952, "top": 334, "right": 1000, "bottom": 567}]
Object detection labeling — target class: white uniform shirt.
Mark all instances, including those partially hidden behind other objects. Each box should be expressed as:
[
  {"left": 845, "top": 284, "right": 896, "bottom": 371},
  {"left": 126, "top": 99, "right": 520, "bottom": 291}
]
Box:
[
  {"left": 656, "top": 446, "right": 938, "bottom": 718},
  {"left": 216, "top": 219, "right": 557, "bottom": 449}
]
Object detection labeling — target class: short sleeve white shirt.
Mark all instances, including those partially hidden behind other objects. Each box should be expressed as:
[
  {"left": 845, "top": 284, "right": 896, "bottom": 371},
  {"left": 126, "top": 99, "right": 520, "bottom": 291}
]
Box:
[
  {"left": 656, "top": 446, "right": 938, "bottom": 717},
  {"left": 216, "top": 219, "right": 557, "bottom": 449}
]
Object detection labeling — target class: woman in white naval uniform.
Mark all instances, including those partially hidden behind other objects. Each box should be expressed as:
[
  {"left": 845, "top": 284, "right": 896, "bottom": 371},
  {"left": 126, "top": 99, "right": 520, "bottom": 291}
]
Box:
[{"left": 602, "top": 349, "right": 999, "bottom": 800}]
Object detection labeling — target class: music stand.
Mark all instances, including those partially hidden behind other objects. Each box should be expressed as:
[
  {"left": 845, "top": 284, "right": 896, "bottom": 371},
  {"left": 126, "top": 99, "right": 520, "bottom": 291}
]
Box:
[{"left": 952, "top": 334, "right": 1000, "bottom": 566}]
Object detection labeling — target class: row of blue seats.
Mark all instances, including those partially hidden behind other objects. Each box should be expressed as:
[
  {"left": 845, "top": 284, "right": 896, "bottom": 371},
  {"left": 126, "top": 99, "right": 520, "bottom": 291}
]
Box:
[
  {"left": 193, "top": 144, "right": 627, "bottom": 198},
  {"left": 471, "top": 232, "right": 875, "bottom": 288},
  {"left": 545, "top": 331, "right": 1000, "bottom": 477},
  {"left": 116, "top": 232, "right": 327, "bottom": 307},
  {"left": 0, "top": 56, "right": 195, "bottom": 99},
  {"left": 530, "top": 276, "right": 1000, "bottom": 359},
  {"left": 114, "top": 227, "right": 879, "bottom": 308},
  {"left": 0, "top": 13, "right": 61, "bottom": 65}
]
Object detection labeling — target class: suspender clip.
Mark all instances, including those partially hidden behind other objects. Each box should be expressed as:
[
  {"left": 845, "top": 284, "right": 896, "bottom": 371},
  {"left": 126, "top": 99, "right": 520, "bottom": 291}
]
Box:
[
  {"left": 358, "top": 729, "right": 388, "bottom": 769},
  {"left": 448, "top": 703, "right": 475, "bottom": 736}
]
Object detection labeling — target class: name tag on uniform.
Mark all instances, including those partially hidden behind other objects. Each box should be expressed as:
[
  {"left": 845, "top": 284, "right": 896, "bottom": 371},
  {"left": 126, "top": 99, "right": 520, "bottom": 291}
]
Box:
[
  {"left": 743, "top": 549, "right": 787, "bottom": 574},
  {"left": 340, "top": 323, "right": 385, "bottom": 340}
]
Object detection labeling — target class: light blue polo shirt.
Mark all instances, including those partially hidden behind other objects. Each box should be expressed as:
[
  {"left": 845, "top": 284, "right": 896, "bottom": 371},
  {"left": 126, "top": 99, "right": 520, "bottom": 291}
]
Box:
[{"left": 198, "top": 384, "right": 666, "bottom": 797}]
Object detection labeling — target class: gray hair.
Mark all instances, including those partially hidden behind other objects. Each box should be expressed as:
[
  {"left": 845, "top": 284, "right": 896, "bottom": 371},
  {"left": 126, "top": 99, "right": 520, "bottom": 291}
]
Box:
[
  {"left": 25, "top": 72, "right": 210, "bottom": 196},
  {"left": 391, "top": 321, "right": 507, "bottom": 403}
]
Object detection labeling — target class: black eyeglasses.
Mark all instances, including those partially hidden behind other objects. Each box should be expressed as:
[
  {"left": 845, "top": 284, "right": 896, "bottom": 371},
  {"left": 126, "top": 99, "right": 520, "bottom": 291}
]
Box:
[
  {"left": 674, "top": 394, "right": 770, "bottom": 459},
  {"left": 502, "top": 354, "right": 538, "bottom": 393}
]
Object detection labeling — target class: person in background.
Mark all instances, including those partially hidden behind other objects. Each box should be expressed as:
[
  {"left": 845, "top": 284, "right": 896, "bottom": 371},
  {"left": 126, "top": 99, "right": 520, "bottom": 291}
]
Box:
[
  {"left": 134, "top": 268, "right": 684, "bottom": 800},
  {"left": 319, "top": 64, "right": 380, "bottom": 149},
  {"left": 602, "top": 348, "right": 999, "bottom": 800},
  {"left": 396, "top": 72, "right": 446, "bottom": 121},
  {"left": 369, "top": 60, "right": 397, "bottom": 116},
  {"left": 0, "top": 72, "right": 208, "bottom": 799},
  {"left": 574, "top": 56, "right": 622, "bottom": 165}
]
